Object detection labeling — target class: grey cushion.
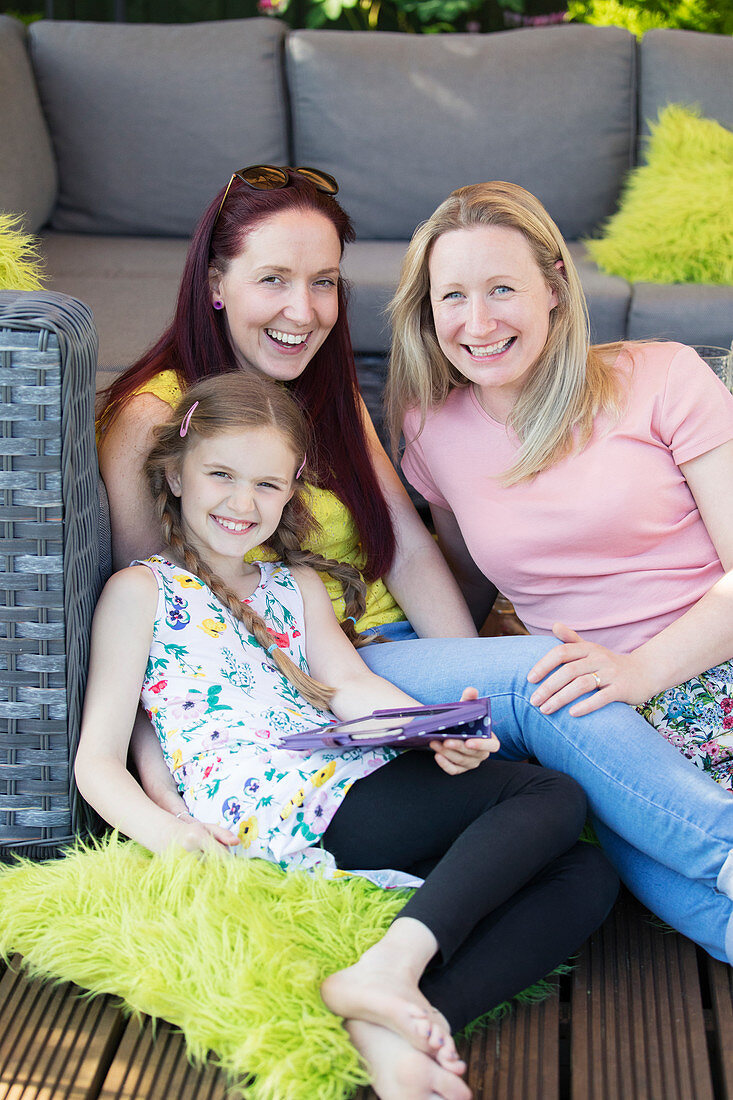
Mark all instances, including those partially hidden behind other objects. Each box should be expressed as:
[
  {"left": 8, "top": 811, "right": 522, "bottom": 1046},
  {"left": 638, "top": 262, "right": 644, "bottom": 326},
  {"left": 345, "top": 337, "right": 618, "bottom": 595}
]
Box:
[
  {"left": 29, "top": 19, "right": 289, "bottom": 237},
  {"left": 0, "top": 16, "right": 56, "bottom": 232},
  {"left": 567, "top": 243, "right": 630, "bottom": 344},
  {"left": 342, "top": 240, "right": 406, "bottom": 353},
  {"left": 627, "top": 283, "right": 733, "bottom": 347},
  {"left": 341, "top": 239, "right": 630, "bottom": 354},
  {"left": 41, "top": 231, "right": 189, "bottom": 369},
  {"left": 287, "top": 24, "right": 636, "bottom": 243},
  {"left": 639, "top": 29, "right": 733, "bottom": 138}
]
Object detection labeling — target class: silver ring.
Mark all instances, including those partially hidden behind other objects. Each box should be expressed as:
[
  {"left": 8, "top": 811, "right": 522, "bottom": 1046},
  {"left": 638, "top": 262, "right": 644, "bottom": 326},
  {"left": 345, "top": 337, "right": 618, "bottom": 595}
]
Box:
[
  {"left": 592, "top": 672, "right": 601, "bottom": 689},
  {"left": 175, "top": 811, "right": 189, "bottom": 820}
]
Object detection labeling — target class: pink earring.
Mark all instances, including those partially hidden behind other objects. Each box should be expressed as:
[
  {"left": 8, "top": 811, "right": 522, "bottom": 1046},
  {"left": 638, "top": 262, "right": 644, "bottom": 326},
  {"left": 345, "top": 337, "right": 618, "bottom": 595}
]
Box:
[{"left": 213, "top": 299, "right": 224, "bottom": 310}]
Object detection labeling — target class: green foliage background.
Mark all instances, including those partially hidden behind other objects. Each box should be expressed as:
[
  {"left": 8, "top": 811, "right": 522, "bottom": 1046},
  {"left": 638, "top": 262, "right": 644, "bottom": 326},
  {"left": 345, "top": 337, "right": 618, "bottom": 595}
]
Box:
[
  {"left": 2, "top": 0, "right": 729, "bottom": 32},
  {"left": 567, "top": 0, "right": 733, "bottom": 37},
  {"left": 0, "top": 0, "right": 563, "bottom": 30}
]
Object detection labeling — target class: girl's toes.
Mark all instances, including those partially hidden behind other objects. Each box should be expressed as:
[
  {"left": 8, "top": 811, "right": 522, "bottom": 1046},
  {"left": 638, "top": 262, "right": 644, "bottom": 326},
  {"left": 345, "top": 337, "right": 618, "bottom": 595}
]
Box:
[
  {"left": 435, "top": 1064, "right": 473, "bottom": 1100},
  {"left": 436, "top": 1043, "right": 467, "bottom": 1075},
  {"left": 409, "top": 1013, "right": 433, "bottom": 1043},
  {"left": 425, "top": 1011, "right": 457, "bottom": 1057}
]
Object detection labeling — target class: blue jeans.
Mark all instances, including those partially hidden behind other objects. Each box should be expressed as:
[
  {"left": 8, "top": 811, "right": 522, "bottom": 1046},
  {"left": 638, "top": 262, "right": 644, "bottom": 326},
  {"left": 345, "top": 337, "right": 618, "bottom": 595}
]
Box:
[{"left": 359, "top": 631, "right": 733, "bottom": 964}]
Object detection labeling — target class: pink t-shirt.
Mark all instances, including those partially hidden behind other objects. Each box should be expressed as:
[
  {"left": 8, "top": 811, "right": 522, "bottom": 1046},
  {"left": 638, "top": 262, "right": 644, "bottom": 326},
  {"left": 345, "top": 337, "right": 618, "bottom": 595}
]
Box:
[{"left": 402, "top": 343, "right": 733, "bottom": 653}]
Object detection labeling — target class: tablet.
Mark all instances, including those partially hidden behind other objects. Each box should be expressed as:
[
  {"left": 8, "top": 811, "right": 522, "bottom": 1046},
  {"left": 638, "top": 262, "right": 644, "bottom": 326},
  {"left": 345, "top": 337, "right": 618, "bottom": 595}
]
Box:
[{"left": 281, "top": 697, "right": 491, "bottom": 751}]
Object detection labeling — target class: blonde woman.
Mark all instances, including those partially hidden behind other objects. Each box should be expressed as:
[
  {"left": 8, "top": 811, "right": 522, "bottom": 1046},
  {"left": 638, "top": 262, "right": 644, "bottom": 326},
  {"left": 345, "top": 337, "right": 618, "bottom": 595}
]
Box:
[{"left": 387, "top": 180, "right": 733, "bottom": 961}]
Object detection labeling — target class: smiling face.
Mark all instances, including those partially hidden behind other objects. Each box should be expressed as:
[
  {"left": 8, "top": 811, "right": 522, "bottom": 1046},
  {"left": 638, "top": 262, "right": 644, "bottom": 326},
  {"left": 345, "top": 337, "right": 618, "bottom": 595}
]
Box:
[
  {"left": 209, "top": 208, "right": 341, "bottom": 383},
  {"left": 167, "top": 427, "right": 298, "bottom": 578},
  {"left": 429, "top": 224, "right": 558, "bottom": 422}
]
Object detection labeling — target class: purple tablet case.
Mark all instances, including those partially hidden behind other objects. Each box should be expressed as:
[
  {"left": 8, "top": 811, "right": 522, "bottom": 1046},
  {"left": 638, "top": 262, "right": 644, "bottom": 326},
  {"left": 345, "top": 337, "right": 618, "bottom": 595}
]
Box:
[{"left": 281, "top": 697, "right": 491, "bottom": 750}]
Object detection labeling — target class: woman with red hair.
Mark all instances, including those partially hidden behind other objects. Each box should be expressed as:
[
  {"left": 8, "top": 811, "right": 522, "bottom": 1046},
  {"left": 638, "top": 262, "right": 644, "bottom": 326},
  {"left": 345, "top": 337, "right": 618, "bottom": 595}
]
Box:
[{"left": 99, "top": 166, "right": 464, "bottom": 641}]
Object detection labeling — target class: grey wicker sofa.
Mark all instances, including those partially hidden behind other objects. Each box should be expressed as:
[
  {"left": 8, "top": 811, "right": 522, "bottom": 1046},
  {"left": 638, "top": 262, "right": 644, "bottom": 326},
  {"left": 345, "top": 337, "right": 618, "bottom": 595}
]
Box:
[
  {"left": 0, "top": 18, "right": 731, "bottom": 858},
  {"left": 1, "top": 14, "right": 732, "bottom": 384},
  {"left": 0, "top": 290, "right": 103, "bottom": 860}
]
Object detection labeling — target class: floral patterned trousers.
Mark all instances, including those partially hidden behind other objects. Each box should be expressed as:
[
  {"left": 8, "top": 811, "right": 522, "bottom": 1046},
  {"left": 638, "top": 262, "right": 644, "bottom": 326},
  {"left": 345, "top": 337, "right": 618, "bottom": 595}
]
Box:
[{"left": 637, "top": 659, "right": 733, "bottom": 790}]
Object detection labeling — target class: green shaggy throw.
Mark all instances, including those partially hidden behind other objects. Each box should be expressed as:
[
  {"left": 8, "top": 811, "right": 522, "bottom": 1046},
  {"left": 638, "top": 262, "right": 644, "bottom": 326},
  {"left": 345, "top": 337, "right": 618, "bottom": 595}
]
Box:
[
  {"left": 586, "top": 104, "right": 733, "bottom": 285},
  {"left": 0, "top": 835, "right": 407, "bottom": 1100},
  {"left": 0, "top": 212, "right": 44, "bottom": 290},
  {"left": 0, "top": 835, "right": 560, "bottom": 1098}
]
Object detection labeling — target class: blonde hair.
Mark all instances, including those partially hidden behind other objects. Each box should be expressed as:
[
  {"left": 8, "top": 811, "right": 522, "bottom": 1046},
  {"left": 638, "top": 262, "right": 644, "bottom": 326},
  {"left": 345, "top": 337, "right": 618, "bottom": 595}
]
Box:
[
  {"left": 386, "top": 181, "right": 623, "bottom": 484},
  {"left": 144, "top": 372, "right": 371, "bottom": 712}
]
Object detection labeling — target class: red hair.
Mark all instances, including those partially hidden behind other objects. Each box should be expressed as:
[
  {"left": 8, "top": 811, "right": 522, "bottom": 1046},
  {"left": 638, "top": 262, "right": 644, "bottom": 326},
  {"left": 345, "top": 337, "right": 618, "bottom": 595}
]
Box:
[{"left": 99, "top": 172, "right": 395, "bottom": 581}]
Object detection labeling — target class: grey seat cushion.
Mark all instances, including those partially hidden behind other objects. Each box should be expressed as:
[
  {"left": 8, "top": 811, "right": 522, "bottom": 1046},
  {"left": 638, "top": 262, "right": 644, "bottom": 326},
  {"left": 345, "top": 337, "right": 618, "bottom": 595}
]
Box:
[
  {"left": 627, "top": 284, "right": 733, "bottom": 347},
  {"left": 287, "top": 24, "right": 636, "bottom": 243},
  {"left": 567, "top": 243, "right": 630, "bottom": 344},
  {"left": 342, "top": 240, "right": 408, "bottom": 354},
  {"left": 41, "top": 231, "right": 190, "bottom": 370},
  {"left": 29, "top": 18, "right": 289, "bottom": 237}
]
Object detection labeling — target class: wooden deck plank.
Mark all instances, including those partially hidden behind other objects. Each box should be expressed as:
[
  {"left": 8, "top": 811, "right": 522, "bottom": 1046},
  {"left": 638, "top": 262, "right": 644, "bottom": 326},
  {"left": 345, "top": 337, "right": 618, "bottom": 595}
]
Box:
[
  {"left": 706, "top": 954, "right": 733, "bottom": 1098},
  {"left": 95, "top": 1016, "right": 231, "bottom": 1100},
  {"left": 0, "top": 956, "right": 125, "bottom": 1100},
  {"left": 459, "top": 993, "right": 560, "bottom": 1100},
  {"left": 571, "top": 891, "right": 713, "bottom": 1100}
]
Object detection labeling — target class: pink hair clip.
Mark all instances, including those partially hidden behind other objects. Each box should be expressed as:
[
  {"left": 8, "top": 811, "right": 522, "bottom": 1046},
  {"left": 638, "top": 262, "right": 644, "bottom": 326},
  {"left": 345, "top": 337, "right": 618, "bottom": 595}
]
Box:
[
  {"left": 179, "top": 401, "right": 199, "bottom": 437},
  {"left": 296, "top": 454, "right": 307, "bottom": 479}
]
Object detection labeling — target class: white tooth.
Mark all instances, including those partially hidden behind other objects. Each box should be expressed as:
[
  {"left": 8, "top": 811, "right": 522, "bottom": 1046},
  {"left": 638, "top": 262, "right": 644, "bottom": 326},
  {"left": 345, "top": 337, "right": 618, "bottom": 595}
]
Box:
[
  {"left": 219, "top": 518, "right": 249, "bottom": 531},
  {"left": 267, "top": 329, "right": 307, "bottom": 346},
  {"left": 468, "top": 337, "right": 512, "bottom": 357}
]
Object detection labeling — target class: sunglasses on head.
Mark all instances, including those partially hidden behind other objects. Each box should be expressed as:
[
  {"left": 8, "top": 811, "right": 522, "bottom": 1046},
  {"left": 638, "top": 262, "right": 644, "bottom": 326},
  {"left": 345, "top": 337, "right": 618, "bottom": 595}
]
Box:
[{"left": 213, "top": 164, "right": 339, "bottom": 227}]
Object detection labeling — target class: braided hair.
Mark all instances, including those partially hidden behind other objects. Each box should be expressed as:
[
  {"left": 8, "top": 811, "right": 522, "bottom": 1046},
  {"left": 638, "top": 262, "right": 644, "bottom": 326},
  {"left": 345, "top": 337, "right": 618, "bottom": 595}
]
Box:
[{"left": 143, "top": 372, "right": 372, "bottom": 712}]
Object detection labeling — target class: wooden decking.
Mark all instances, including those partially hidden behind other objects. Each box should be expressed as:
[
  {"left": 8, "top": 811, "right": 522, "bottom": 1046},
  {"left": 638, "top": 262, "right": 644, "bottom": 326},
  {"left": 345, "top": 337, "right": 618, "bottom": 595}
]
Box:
[{"left": 1, "top": 889, "right": 730, "bottom": 1100}]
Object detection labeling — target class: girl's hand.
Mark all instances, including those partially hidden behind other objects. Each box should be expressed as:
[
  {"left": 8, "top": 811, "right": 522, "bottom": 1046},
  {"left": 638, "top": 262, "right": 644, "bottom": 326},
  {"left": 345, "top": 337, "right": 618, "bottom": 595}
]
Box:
[
  {"left": 430, "top": 687, "right": 501, "bottom": 775},
  {"left": 175, "top": 815, "right": 239, "bottom": 856},
  {"left": 526, "top": 623, "right": 657, "bottom": 716}
]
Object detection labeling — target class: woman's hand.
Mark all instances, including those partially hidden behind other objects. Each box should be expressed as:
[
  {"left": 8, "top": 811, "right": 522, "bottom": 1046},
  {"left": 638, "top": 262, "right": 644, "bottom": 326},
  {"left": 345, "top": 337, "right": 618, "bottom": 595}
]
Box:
[
  {"left": 526, "top": 623, "right": 657, "bottom": 716},
  {"left": 430, "top": 687, "right": 501, "bottom": 774}
]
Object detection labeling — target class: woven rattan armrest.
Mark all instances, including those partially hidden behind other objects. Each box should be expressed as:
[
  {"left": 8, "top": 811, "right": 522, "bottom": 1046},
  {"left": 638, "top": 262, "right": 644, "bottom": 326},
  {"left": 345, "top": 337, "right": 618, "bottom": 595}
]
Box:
[{"left": 0, "top": 291, "right": 102, "bottom": 860}]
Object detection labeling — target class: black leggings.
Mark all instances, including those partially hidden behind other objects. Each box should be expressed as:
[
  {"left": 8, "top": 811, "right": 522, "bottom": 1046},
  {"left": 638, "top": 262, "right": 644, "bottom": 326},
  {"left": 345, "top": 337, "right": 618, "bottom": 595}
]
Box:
[{"left": 321, "top": 752, "right": 618, "bottom": 1032}]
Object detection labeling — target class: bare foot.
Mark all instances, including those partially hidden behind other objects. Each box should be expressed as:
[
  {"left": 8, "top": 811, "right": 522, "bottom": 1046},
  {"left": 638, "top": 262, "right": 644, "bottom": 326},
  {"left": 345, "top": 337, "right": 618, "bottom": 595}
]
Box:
[
  {"left": 347, "top": 1019, "right": 472, "bottom": 1100},
  {"left": 321, "top": 955, "right": 459, "bottom": 1067}
]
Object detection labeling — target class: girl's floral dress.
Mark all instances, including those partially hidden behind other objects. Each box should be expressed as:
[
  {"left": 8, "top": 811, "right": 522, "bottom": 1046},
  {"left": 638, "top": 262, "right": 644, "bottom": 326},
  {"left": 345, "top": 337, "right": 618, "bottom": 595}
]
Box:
[
  {"left": 637, "top": 660, "right": 733, "bottom": 790},
  {"left": 137, "top": 556, "right": 420, "bottom": 887}
]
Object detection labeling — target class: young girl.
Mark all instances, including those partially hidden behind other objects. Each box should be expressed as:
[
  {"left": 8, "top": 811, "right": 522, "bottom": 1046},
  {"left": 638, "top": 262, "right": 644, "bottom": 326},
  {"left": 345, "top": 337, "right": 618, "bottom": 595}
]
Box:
[{"left": 77, "top": 372, "right": 617, "bottom": 1100}]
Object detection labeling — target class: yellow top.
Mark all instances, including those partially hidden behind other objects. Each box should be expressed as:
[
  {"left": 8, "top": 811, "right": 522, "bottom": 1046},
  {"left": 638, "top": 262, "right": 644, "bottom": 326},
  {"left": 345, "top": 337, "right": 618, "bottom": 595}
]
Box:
[{"left": 134, "top": 370, "right": 406, "bottom": 632}]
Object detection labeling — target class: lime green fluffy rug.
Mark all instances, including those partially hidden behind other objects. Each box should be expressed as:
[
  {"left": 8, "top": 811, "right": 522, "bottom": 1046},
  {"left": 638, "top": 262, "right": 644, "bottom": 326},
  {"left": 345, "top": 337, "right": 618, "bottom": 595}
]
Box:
[
  {"left": 0, "top": 835, "right": 560, "bottom": 1098},
  {"left": 586, "top": 104, "right": 733, "bottom": 285},
  {"left": 0, "top": 212, "right": 44, "bottom": 290},
  {"left": 0, "top": 835, "right": 409, "bottom": 1099}
]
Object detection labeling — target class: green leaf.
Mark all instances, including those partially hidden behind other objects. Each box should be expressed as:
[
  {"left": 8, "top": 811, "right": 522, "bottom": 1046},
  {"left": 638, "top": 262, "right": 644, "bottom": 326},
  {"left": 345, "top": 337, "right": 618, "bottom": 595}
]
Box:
[{"left": 394, "top": 0, "right": 481, "bottom": 20}]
